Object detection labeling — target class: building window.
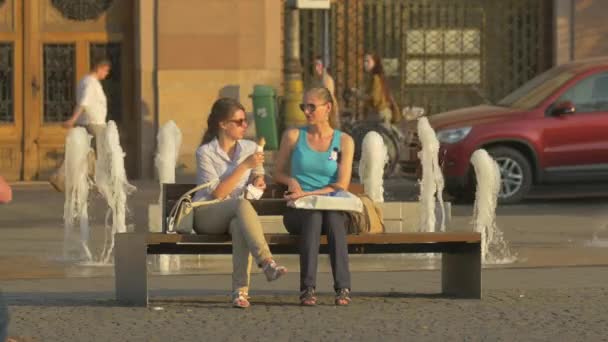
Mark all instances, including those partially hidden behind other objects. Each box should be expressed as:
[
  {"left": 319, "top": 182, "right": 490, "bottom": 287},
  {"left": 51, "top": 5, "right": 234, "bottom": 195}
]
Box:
[
  {"left": 0, "top": 42, "right": 13, "bottom": 123},
  {"left": 44, "top": 44, "right": 76, "bottom": 123},
  {"left": 405, "top": 29, "right": 481, "bottom": 85}
]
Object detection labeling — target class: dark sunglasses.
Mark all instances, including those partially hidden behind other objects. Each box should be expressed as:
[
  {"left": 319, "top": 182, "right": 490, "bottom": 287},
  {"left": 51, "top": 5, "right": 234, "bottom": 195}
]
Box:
[
  {"left": 299, "top": 102, "right": 328, "bottom": 113},
  {"left": 226, "top": 118, "right": 248, "bottom": 127}
]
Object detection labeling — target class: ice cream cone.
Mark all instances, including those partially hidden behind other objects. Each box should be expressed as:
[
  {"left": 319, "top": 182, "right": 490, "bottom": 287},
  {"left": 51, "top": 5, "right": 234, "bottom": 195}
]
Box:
[{"left": 257, "top": 137, "right": 266, "bottom": 152}]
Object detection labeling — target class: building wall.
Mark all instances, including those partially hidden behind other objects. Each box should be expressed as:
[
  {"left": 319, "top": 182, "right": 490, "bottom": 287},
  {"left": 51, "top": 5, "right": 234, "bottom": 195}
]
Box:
[
  {"left": 136, "top": 0, "right": 157, "bottom": 179},
  {"left": 572, "top": 0, "right": 608, "bottom": 59},
  {"left": 154, "top": 0, "right": 282, "bottom": 178},
  {"left": 554, "top": 0, "right": 608, "bottom": 65}
]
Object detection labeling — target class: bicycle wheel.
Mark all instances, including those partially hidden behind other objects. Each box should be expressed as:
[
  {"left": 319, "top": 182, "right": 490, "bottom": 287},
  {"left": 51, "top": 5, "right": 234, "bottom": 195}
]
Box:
[{"left": 348, "top": 121, "right": 401, "bottom": 178}]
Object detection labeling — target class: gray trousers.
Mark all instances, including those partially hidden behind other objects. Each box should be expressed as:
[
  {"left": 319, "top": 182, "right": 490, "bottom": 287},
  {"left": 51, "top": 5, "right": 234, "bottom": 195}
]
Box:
[
  {"left": 193, "top": 199, "right": 273, "bottom": 293},
  {"left": 283, "top": 208, "right": 351, "bottom": 291}
]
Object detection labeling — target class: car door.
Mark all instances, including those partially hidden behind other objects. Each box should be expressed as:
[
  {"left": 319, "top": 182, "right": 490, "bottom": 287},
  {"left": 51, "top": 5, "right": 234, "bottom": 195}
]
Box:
[{"left": 541, "top": 71, "right": 608, "bottom": 182}]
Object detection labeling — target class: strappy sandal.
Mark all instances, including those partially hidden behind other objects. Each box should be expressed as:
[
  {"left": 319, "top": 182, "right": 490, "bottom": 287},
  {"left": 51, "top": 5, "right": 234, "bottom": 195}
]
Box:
[
  {"left": 335, "top": 288, "right": 351, "bottom": 306},
  {"left": 300, "top": 287, "right": 317, "bottom": 306},
  {"left": 262, "top": 259, "right": 287, "bottom": 282},
  {"left": 231, "top": 291, "right": 250, "bottom": 309}
]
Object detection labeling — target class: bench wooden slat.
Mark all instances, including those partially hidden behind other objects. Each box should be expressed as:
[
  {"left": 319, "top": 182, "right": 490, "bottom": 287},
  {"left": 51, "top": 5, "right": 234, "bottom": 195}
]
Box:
[{"left": 146, "top": 232, "right": 481, "bottom": 245}]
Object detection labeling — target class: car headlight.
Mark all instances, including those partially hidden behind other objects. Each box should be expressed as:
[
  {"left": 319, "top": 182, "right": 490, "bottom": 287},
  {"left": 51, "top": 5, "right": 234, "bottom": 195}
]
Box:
[{"left": 436, "top": 127, "right": 472, "bottom": 144}]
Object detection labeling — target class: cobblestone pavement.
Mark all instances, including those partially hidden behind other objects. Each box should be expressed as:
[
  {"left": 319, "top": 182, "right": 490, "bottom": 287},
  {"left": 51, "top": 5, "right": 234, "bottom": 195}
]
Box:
[{"left": 3, "top": 267, "right": 608, "bottom": 341}]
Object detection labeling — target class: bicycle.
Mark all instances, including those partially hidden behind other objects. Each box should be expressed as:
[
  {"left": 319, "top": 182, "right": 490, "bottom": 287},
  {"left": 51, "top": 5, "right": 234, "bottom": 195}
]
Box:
[{"left": 339, "top": 88, "right": 425, "bottom": 179}]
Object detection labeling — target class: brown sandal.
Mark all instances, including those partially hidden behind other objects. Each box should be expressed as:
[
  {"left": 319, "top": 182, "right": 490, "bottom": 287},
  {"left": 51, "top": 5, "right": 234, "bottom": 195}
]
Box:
[
  {"left": 335, "top": 288, "right": 351, "bottom": 306},
  {"left": 231, "top": 291, "right": 250, "bottom": 308},
  {"left": 300, "top": 287, "right": 317, "bottom": 306}
]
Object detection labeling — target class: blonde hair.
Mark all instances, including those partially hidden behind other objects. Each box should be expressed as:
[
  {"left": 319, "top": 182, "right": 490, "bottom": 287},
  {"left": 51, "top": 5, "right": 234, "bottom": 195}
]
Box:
[{"left": 305, "top": 87, "right": 338, "bottom": 129}]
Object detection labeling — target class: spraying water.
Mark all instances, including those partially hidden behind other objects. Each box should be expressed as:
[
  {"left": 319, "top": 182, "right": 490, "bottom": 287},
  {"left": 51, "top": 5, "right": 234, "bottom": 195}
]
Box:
[
  {"left": 63, "top": 127, "right": 93, "bottom": 261},
  {"left": 96, "top": 121, "right": 136, "bottom": 263},
  {"left": 417, "top": 117, "right": 446, "bottom": 232},
  {"left": 154, "top": 121, "right": 183, "bottom": 272},
  {"left": 358, "top": 131, "right": 387, "bottom": 202},
  {"left": 470, "top": 149, "right": 516, "bottom": 264},
  {"left": 155, "top": 120, "right": 182, "bottom": 204}
]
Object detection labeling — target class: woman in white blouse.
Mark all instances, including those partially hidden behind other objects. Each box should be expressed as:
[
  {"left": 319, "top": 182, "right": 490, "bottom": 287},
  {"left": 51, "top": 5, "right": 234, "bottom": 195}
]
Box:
[{"left": 193, "top": 97, "right": 286, "bottom": 308}]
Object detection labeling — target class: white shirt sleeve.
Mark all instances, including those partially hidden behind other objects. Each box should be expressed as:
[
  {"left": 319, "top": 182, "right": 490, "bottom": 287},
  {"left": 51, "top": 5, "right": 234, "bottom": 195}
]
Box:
[
  {"left": 193, "top": 147, "right": 221, "bottom": 201},
  {"left": 78, "top": 79, "right": 95, "bottom": 109}
]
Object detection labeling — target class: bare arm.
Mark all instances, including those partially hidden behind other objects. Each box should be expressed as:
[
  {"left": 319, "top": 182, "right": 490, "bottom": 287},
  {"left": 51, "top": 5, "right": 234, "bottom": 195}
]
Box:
[
  {"left": 273, "top": 128, "right": 299, "bottom": 187},
  {"left": 63, "top": 106, "right": 84, "bottom": 128},
  {"left": 333, "top": 133, "right": 354, "bottom": 190}
]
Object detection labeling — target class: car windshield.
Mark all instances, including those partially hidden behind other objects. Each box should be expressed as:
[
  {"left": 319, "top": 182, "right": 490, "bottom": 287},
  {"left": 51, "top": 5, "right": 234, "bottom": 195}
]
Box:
[{"left": 497, "top": 67, "right": 576, "bottom": 109}]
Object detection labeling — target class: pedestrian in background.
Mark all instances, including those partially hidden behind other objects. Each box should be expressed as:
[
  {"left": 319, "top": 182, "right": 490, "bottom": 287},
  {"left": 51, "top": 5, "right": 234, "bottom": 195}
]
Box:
[
  {"left": 49, "top": 59, "right": 112, "bottom": 192},
  {"left": 361, "top": 53, "right": 400, "bottom": 124},
  {"left": 312, "top": 56, "right": 340, "bottom": 127}
]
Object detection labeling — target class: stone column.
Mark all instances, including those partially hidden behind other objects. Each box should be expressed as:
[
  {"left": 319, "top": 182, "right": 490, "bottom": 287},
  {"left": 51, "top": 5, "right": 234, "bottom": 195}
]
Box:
[
  {"left": 283, "top": 6, "right": 307, "bottom": 128},
  {"left": 135, "top": 0, "right": 158, "bottom": 179}
]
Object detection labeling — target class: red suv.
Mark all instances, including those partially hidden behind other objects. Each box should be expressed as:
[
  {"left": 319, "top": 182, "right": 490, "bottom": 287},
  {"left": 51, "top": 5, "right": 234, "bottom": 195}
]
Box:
[{"left": 428, "top": 57, "right": 608, "bottom": 203}]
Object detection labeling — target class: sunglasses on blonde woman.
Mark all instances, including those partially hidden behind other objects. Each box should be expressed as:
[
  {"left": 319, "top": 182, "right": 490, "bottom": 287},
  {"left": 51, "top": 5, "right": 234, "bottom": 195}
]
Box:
[{"left": 299, "top": 103, "right": 328, "bottom": 113}]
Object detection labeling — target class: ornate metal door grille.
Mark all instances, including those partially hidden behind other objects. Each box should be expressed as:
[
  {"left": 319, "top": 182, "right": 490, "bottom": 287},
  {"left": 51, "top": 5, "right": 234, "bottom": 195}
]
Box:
[
  {"left": 298, "top": 0, "right": 553, "bottom": 115},
  {"left": 43, "top": 44, "right": 75, "bottom": 123},
  {"left": 51, "top": 0, "right": 114, "bottom": 21},
  {"left": 299, "top": 1, "right": 365, "bottom": 113},
  {"left": 90, "top": 43, "right": 121, "bottom": 123},
  {"left": 0, "top": 42, "right": 13, "bottom": 123}
]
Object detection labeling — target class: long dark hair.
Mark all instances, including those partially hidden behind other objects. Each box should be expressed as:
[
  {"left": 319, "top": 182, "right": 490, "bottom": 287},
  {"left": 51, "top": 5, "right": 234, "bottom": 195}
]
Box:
[
  {"left": 200, "top": 97, "right": 245, "bottom": 145},
  {"left": 367, "top": 53, "right": 392, "bottom": 103}
]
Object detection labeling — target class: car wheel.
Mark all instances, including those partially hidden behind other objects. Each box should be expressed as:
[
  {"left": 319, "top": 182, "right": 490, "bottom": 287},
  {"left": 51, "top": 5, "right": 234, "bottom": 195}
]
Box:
[{"left": 486, "top": 146, "right": 533, "bottom": 204}]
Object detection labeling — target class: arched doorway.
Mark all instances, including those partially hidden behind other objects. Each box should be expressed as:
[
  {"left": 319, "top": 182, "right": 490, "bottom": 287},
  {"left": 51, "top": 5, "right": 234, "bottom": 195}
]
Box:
[{"left": 0, "top": 0, "right": 135, "bottom": 180}]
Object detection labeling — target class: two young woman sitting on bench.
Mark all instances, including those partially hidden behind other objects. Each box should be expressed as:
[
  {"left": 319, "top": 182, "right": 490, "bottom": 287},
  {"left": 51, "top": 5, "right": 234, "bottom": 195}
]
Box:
[{"left": 194, "top": 87, "right": 354, "bottom": 308}]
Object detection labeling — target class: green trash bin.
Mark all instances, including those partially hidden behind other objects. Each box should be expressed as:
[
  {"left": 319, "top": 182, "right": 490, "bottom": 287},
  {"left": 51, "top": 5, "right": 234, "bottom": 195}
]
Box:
[{"left": 250, "top": 85, "right": 280, "bottom": 150}]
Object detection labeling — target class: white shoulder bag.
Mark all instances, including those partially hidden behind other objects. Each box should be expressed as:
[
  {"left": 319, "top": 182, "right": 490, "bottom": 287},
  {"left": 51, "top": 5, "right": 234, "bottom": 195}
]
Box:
[{"left": 166, "top": 182, "right": 219, "bottom": 234}]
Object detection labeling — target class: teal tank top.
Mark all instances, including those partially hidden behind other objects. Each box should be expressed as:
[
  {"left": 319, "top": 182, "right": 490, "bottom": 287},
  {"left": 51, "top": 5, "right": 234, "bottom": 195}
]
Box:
[{"left": 290, "top": 128, "right": 342, "bottom": 192}]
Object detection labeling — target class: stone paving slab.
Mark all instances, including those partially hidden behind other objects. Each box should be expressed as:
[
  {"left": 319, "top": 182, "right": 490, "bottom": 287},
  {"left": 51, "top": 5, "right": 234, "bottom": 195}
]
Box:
[{"left": 2, "top": 266, "right": 608, "bottom": 341}]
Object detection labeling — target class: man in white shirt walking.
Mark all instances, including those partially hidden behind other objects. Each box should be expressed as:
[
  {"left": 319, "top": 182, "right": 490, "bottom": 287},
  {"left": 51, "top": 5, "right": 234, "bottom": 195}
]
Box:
[{"left": 49, "top": 59, "right": 111, "bottom": 192}]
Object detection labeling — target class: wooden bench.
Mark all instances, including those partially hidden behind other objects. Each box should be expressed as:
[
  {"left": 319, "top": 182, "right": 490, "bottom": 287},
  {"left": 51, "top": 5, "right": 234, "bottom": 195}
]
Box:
[{"left": 114, "top": 184, "right": 481, "bottom": 306}]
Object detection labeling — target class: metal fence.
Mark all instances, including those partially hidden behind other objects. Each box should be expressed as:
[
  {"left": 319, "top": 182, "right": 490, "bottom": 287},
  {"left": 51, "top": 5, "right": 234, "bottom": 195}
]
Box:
[{"left": 298, "top": 0, "right": 553, "bottom": 115}]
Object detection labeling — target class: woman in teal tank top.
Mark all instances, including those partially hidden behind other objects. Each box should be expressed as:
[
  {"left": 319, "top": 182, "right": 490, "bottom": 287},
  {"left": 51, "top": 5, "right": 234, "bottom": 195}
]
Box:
[{"left": 274, "top": 87, "right": 356, "bottom": 306}]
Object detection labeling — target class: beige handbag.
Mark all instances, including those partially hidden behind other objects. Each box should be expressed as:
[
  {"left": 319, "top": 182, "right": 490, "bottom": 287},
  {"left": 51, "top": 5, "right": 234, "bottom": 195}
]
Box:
[
  {"left": 166, "top": 182, "right": 219, "bottom": 234},
  {"left": 346, "top": 194, "right": 385, "bottom": 234}
]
